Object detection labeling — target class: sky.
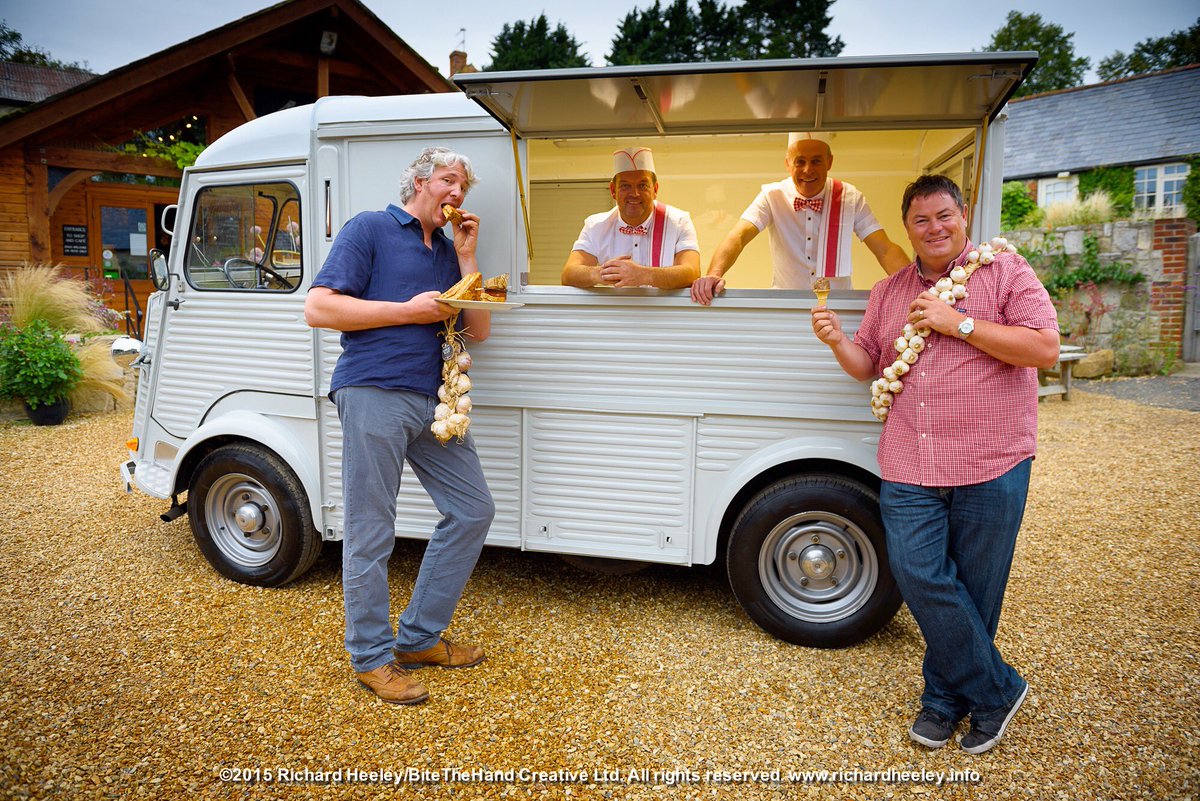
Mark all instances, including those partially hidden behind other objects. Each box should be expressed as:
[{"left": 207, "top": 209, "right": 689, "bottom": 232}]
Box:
[{"left": 1, "top": 0, "right": 1195, "bottom": 83}]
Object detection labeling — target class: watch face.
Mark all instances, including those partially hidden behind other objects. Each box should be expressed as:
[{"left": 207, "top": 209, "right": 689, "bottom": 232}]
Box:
[{"left": 958, "top": 318, "right": 974, "bottom": 336}]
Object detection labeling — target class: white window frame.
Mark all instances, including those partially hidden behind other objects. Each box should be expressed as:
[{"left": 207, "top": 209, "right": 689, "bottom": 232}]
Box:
[
  {"left": 1135, "top": 162, "right": 1190, "bottom": 215},
  {"left": 1037, "top": 174, "right": 1078, "bottom": 208}
]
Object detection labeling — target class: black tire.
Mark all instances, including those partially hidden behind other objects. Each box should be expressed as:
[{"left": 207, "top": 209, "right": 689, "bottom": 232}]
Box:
[
  {"left": 187, "top": 444, "right": 321, "bottom": 587},
  {"left": 727, "top": 474, "right": 901, "bottom": 648}
]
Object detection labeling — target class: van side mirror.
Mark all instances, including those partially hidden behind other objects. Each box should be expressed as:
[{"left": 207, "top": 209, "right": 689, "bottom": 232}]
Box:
[{"left": 149, "top": 248, "right": 169, "bottom": 291}]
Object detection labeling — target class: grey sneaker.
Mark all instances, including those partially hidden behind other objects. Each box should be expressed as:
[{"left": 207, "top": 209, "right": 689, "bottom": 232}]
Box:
[
  {"left": 909, "top": 708, "right": 956, "bottom": 748},
  {"left": 961, "top": 683, "right": 1028, "bottom": 754}
]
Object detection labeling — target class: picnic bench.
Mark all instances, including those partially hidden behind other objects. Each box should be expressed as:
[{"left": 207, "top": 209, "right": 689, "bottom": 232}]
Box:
[{"left": 1038, "top": 344, "right": 1087, "bottom": 401}]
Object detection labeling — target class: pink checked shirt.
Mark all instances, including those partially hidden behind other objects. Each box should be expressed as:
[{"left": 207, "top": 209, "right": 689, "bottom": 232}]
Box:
[{"left": 853, "top": 242, "right": 1059, "bottom": 487}]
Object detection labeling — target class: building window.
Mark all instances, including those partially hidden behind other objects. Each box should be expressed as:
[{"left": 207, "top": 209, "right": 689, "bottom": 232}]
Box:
[
  {"left": 1135, "top": 163, "right": 1190, "bottom": 212},
  {"left": 1037, "top": 175, "right": 1078, "bottom": 207}
]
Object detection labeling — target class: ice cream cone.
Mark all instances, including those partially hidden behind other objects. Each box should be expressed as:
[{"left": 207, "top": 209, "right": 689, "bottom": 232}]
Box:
[{"left": 812, "top": 277, "right": 831, "bottom": 307}]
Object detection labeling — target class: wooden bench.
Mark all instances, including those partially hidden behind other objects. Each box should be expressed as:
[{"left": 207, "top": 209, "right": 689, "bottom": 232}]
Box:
[{"left": 1038, "top": 345, "right": 1087, "bottom": 401}]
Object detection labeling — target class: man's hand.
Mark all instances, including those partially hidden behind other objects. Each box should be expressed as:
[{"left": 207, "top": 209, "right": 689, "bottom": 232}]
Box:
[
  {"left": 690, "top": 275, "right": 726, "bottom": 305},
  {"left": 451, "top": 210, "right": 479, "bottom": 259},
  {"left": 407, "top": 290, "right": 457, "bottom": 324},
  {"left": 908, "top": 294, "right": 964, "bottom": 338},
  {"left": 811, "top": 304, "right": 846, "bottom": 347},
  {"left": 598, "top": 257, "right": 648, "bottom": 287}
]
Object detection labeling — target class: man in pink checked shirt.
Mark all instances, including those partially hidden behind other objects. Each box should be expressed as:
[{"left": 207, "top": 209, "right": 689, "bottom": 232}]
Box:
[
  {"left": 561, "top": 146, "right": 700, "bottom": 289},
  {"left": 691, "top": 132, "right": 909, "bottom": 305},
  {"left": 811, "top": 174, "right": 1059, "bottom": 756}
]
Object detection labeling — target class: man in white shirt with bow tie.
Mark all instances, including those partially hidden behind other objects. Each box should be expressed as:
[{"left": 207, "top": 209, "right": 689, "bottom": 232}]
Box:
[
  {"left": 690, "top": 132, "right": 909, "bottom": 305},
  {"left": 561, "top": 146, "right": 701, "bottom": 289}
]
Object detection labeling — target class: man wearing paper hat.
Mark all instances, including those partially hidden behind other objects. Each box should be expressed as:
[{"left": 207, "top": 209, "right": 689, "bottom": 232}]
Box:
[
  {"left": 561, "top": 146, "right": 700, "bottom": 289},
  {"left": 691, "top": 132, "right": 910, "bottom": 305}
]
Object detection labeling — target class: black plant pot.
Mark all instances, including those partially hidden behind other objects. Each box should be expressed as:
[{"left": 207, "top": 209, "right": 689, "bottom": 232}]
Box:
[{"left": 23, "top": 398, "right": 70, "bottom": 426}]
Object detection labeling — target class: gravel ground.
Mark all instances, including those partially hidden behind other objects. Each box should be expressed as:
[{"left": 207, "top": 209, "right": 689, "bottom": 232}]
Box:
[
  {"left": 1, "top": 392, "right": 1197, "bottom": 801},
  {"left": 1074, "top": 372, "right": 1200, "bottom": 412}
]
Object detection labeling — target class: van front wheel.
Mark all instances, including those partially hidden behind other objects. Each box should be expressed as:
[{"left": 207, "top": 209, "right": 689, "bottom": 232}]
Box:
[
  {"left": 727, "top": 475, "right": 900, "bottom": 648},
  {"left": 188, "top": 444, "right": 321, "bottom": 587}
]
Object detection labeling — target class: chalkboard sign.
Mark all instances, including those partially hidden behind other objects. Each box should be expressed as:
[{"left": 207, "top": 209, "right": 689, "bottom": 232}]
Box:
[{"left": 62, "top": 225, "right": 88, "bottom": 257}]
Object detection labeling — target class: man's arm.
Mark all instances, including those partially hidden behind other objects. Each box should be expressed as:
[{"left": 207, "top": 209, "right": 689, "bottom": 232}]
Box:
[
  {"left": 862, "top": 229, "right": 910, "bottom": 275},
  {"left": 599, "top": 249, "right": 700, "bottom": 289},
  {"left": 811, "top": 307, "right": 877, "bottom": 381},
  {"left": 691, "top": 219, "right": 759, "bottom": 304},
  {"left": 561, "top": 250, "right": 602, "bottom": 287},
  {"left": 305, "top": 286, "right": 453, "bottom": 330}
]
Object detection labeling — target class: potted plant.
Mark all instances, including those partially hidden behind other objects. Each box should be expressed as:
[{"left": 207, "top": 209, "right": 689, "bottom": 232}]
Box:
[{"left": 0, "top": 320, "right": 83, "bottom": 425}]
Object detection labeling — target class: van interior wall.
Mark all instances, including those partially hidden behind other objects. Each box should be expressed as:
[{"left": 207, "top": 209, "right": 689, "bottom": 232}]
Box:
[{"left": 527, "top": 129, "right": 974, "bottom": 289}]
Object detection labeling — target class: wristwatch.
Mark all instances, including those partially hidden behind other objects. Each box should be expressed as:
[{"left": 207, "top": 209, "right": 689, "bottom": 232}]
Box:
[{"left": 957, "top": 317, "right": 975, "bottom": 339}]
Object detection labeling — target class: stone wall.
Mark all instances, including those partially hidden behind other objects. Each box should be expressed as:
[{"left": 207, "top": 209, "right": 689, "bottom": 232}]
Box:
[{"left": 1003, "top": 218, "right": 1197, "bottom": 371}]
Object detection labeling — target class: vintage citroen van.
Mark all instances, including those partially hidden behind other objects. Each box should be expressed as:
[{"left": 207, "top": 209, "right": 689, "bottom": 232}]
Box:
[{"left": 117, "top": 54, "right": 1034, "bottom": 648}]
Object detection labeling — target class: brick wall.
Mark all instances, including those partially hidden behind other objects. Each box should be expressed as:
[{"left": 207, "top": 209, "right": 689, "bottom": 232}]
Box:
[
  {"left": 1003, "top": 217, "right": 1197, "bottom": 371},
  {"left": 1152, "top": 218, "right": 1195, "bottom": 358}
]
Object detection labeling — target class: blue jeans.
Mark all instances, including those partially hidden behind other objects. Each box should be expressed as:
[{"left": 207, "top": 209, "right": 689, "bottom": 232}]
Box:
[
  {"left": 335, "top": 386, "right": 495, "bottom": 673},
  {"left": 880, "top": 458, "right": 1031, "bottom": 722}
]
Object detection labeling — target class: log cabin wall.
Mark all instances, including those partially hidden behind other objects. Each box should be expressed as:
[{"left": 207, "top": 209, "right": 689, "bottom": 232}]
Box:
[{"left": 0, "top": 0, "right": 453, "bottom": 336}]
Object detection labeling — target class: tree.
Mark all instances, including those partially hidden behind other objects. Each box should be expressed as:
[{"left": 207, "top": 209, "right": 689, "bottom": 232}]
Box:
[
  {"left": 1097, "top": 17, "right": 1200, "bottom": 80},
  {"left": 985, "top": 11, "right": 1088, "bottom": 97},
  {"left": 485, "top": 15, "right": 590, "bottom": 71},
  {"left": 0, "top": 21, "right": 87, "bottom": 70},
  {"left": 737, "top": 0, "right": 844, "bottom": 59},
  {"left": 608, "top": 0, "right": 843, "bottom": 65}
]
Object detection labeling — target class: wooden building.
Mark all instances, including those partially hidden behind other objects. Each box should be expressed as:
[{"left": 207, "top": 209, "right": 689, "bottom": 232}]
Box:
[{"left": 0, "top": 0, "right": 451, "bottom": 333}]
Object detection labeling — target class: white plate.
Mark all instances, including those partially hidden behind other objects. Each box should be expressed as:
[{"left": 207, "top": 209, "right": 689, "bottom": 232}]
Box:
[{"left": 436, "top": 298, "right": 524, "bottom": 310}]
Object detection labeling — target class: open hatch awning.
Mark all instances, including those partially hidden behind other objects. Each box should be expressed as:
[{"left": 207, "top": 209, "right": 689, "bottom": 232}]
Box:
[{"left": 453, "top": 52, "right": 1037, "bottom": 140}]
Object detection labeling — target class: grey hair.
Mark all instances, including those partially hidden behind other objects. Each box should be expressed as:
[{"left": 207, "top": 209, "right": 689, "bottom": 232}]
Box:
[{"left": 398, "top": 147, "right": 478, "bottom": 203}]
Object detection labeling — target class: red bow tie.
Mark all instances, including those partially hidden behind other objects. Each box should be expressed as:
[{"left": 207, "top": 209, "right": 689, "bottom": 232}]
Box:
[
  {"left": 794, "top": 196, "right": 823, "bottom": 212},
  {"left": 618, "top": 224, "right": 648, "bottom": 236}
]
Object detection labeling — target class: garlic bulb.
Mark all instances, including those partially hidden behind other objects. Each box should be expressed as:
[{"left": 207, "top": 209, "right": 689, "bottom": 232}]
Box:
[
  {"left": 434, "top": 403, "right": 452, "bottom": 421},
  {"left": 457, "top": 351, "right": 472, "bottom": 371},
  {"left": 455, "top": 395, "right": 472, "bottom": 414},
  {"left": 868, "top": 236, "right": 1016, "bottom": 423}
]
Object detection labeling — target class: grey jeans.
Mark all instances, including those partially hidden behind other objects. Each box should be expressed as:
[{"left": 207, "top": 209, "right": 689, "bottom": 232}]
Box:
[{"left": 334, "top": 385, "right": 495, "bottom": 673}]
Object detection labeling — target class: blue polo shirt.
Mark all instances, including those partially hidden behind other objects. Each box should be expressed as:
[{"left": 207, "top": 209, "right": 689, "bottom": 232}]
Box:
[{"left": 312, "top": 204, "right": 461, "bottom": 398}]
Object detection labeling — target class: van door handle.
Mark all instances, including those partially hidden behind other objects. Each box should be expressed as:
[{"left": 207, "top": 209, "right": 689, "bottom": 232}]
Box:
[{"left": 167, "top": 298, "right": 185, "bottom": 310}]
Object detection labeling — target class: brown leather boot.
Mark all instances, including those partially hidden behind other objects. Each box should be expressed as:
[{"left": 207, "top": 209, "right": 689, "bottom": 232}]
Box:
[
  {"left": 355, "top": 661, "right": 429, "bottom": 705},
  {"left": 394, "top": 637, "right": 485, "bottom": 669}
]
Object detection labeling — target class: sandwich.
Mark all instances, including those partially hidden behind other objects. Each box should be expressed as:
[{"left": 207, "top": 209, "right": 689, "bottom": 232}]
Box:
[
  {"left": 442, "top": 204, "right": 463, "bottom": 225},
  {"left": 440, "top": 271, "right": 482, "bottom": 301},
  {"left": 482, "top": 274, "right": 508, "bottom": 302}
]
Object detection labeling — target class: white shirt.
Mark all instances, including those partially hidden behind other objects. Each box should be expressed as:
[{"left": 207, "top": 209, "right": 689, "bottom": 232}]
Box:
[
  {"left": 572, "top": 203, "right": 699, "bottom": 266},
  {"left": 740, "top": 178, "right": 883, "bottom": 290}
]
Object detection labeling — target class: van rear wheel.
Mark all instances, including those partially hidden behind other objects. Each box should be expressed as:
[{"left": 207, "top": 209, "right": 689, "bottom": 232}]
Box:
[
  {"left": 188, "top": 444, "right": 321, "bottom": 587},
  {"left": 727, "top": 474, "right": 900, "bottom": 648}
]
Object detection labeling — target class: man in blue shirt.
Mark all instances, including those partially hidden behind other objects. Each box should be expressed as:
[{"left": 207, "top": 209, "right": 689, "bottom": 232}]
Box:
[{"left": 305, "top": 147, "right": 495, "bottom": 705}]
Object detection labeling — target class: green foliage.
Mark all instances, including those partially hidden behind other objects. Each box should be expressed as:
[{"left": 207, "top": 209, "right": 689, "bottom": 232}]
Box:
[
  {"left": 0, "top": 320, "right": 82, "bottom": 409},
  {"left": 737, "top": 0, "right": 843, "bottom": 59},
  {"left": 1078, "top": 167, "right": 1134, "bottom": 216},
  {"left": 1098, "top": 17, "right": 1200, "bottom": 80},
  {"left": 137, "top": 136, "right": 205, "bottom": 170},
  {"left": 1182, "top": 155, "right": 1200, "bottom": 224},
  {"left": 1035, "top": 234, "right": 1144, "bottom": 299},
  {"left": 609, "top": 0, "right": 843, "bottom": 64},
  {"left": 0, "top": 20, "right": 88, "bottom": 70},
  {"left": 985, "top": 11, "right": 1089, "bottom": 97},
  {"left": 485, "top": 15, "right": 590, "bottom": 71},
  {"left": 1000, "top": 182, "right": 1038, "bottom": 231}
]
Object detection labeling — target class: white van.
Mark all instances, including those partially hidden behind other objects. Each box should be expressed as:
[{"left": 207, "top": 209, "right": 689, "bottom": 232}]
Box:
[{"left": 116, "top": 54, "right": 1033, "bottom": 648}]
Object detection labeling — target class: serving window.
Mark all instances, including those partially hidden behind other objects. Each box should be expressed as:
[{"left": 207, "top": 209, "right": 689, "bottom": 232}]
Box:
[{"left": 520, "top": 129, "right": 977, "bottom": 292}]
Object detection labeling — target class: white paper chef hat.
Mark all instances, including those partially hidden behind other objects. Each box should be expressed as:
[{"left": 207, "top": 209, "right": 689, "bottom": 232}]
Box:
[
  {"left": 788, "top": 132, "right": 835, "bottom": 147},
  {"left": 613, "top": 146, "right": 656, "bottom": 175}
]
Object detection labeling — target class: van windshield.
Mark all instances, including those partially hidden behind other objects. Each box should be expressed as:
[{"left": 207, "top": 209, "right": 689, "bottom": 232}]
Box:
[{"left": 185, "top": 182, "right": 302, "bottom": 292}]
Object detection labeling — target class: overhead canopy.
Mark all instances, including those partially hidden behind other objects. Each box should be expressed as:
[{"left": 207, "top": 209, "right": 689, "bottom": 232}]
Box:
[{"left": 454, "top": 52, "right": 1036, "bottom": 140}]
